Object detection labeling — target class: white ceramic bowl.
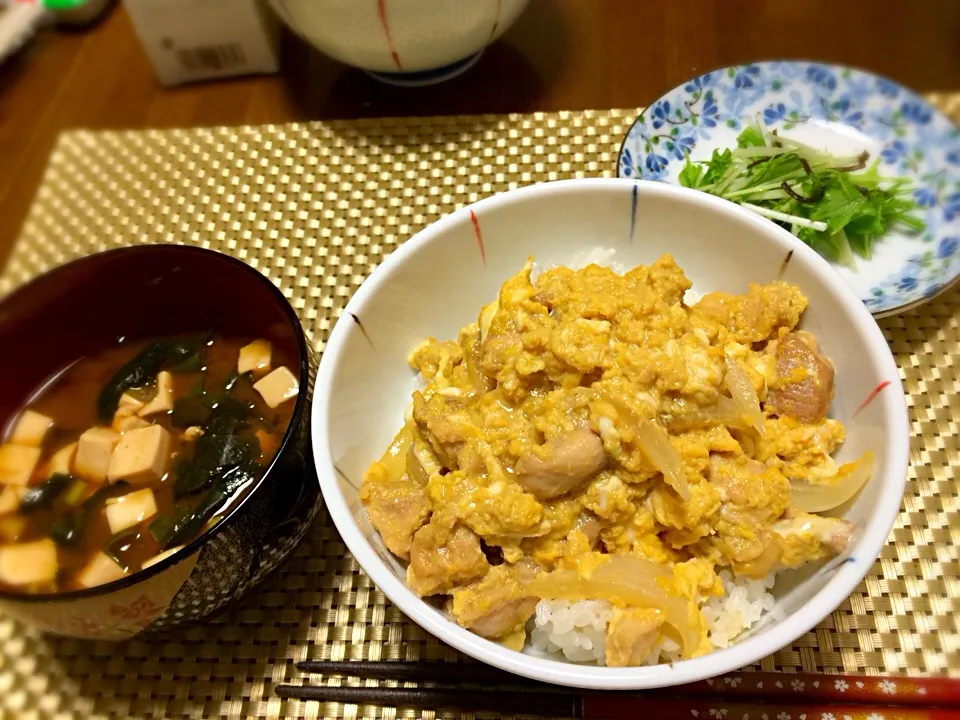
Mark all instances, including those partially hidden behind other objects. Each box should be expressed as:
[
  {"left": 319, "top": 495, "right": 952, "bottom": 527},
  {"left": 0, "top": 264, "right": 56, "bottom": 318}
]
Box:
[
  {"left": 312, "top": 179, "right": 908, "bottom": 689},
  {"left": 268, "top": 0, "right": 530, "bottom": 85}
]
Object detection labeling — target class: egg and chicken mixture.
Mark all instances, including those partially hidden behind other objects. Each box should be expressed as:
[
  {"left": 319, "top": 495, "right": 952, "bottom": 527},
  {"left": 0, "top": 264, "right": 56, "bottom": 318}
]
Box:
[{"left": 360, "top": 254, "right": 858, "bottom": 666}]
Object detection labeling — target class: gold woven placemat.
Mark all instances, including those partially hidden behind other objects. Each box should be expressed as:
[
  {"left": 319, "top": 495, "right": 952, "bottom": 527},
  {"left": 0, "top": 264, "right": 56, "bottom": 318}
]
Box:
[{"left": 1, "top": 100, "right": 959, "bottom": 720}]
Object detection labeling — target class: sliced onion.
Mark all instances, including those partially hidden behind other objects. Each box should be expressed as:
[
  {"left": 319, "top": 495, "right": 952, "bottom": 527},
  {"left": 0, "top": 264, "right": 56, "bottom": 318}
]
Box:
[
  {"left": 667, "top": 396, "right": 752, "bottom": 433},
  {"left": 463, "top": 334, "right": 493, "bottom": 394},
  {"left": 378, "top": 425, "right": 413, "bottom": 481},
  {"left": 526, "top": 556, "right": 700, "bottom": 658},
  {"left": 637, "top": 419, "right": 689, "bottom": 500},
  {"left": 725, "top": 357, "right": 764, "bottom": 435},
  {"left": 790, "top": 451, "right": 874, "bottom": 513},
  {"left": 407, "top": 434, "right": 441, "bottom": 486}
]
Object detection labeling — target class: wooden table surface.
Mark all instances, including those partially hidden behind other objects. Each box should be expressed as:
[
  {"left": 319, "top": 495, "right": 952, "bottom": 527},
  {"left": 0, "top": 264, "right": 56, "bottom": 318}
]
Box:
[{"left": 1, "top": 0, "right": 958, "bottom": 271}]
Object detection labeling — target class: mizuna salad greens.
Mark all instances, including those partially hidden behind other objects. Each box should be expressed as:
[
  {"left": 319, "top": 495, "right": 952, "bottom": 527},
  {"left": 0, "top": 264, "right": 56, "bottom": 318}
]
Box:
[{"left": 679, "top": 122, "right": 924, "bottom": 268}]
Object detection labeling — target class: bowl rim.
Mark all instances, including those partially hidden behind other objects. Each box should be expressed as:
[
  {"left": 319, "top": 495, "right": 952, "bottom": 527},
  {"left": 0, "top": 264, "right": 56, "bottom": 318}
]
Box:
[
  {"left": 312, "top": 178, "right": 909, "bottom": 689},
  {"left": 0, "top": 244, "right": 312, "bottom": 603}
]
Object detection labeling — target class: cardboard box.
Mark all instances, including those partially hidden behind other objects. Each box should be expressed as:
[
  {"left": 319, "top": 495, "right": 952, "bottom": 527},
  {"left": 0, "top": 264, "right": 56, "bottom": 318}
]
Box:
[{"left": 125, "top": 0, "right": 279, "bottom": 86}]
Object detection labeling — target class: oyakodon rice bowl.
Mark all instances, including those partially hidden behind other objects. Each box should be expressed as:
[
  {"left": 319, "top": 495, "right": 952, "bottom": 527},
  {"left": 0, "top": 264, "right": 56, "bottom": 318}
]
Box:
[
  {"left": 359, "top": 253, "right": 869, "bottom": 667},
  {"left": 313, "top": 179, "right": 908, "bottom": 689}
]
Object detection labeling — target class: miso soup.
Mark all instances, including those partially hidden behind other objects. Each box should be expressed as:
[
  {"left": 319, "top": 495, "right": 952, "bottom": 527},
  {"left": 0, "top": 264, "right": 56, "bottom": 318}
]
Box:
[{"left": 0, "top": 334, "right": 299, "bottom": 594}]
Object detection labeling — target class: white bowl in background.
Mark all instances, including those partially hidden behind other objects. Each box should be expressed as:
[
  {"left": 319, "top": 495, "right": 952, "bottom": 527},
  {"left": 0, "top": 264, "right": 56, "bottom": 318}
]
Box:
[
  {"left": 268, "top": 0, "right": 530, "bottom": 85},
  {"left": 312, "top": 179, "right": 908, "bottom": 689}
]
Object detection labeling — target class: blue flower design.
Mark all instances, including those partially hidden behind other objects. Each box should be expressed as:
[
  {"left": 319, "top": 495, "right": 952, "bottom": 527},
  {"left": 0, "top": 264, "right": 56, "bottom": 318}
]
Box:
[
  {"left": 651, "top": 100, "right": 674, "bottom": 130},
  {"left": 914, "top": 187, "right": 938, "bottom": 208},
  {"left": 806, "top": 64, "right": 837, "bottom": 91},
  {"left": 644, "top": 152, "right": 669, "bottom": 179},
  {"left": 664, "top": 133, "right": 697, "bottom": 161},
  {"left": 947, "top": 150, "right": 959, "bottom": 166},
  {"left": 876, "top": 78, "right": 900, "bottom": 98},
  {"left": 683, "top": 72, "right": 715, "bottom": 92},
  {"left": 700, "top": 92, "right": 719, "bottom": 128},
  {"left": 733, "top": 65, "right": 761, "bottom": 90},
  {"left": 766, "top": 61, "right": 802, "bottom": 79},
  {"left": 900, "top": 101, "right": 932, "bottom": 125},
  {"left": 763, "top": 103, "right": 787, "bottom": 124},
  {"left": 620, "top": 148, "right": 634, "bottom": 177},
  {"left": 898, "top": 276, "right": 919, "bottom": 292},
  {"left": 842, "top": 75, "right": 873, "bottom": 103},
  {"left": 880, "top": 140, "right": 908, "bottom": 165},
  {"left": 722, "top": 85, "right": 757, "bottom": 117},
  {"left": 944, "top": 193, "right": 960, "bottom": 222},
  {"left": 829, "top": 98, "right": 864, "bottom": 126},
  {"left": 937, "top": 237, "right": 958, "bottom": 260}
]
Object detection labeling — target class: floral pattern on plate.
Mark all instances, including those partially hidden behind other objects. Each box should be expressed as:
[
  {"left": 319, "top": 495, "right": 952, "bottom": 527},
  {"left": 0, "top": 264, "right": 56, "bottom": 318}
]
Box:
[{"left": 617, "top": 61, "right": 960, "bottom": 316}]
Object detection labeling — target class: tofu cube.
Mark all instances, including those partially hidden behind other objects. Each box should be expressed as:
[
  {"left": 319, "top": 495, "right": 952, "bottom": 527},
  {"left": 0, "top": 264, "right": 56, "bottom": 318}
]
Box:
[
  {"left": 118, "top": 392, "right": 145, "bottom": 414},
  {"left": 0, "top": 486, "right": 24, "bottom": 515},
  {"left": 141, "top": 545, "right": 185, "bottom": 570},
  {"left": 0, "top": 444, "right": 42, "bottom": 486},
  {"left": 0, "top": 539, "right": 58, "bottom": 586},
  {"left": 0, "top": 516, "right": 27, "bottom": 542},
  {"left": 137, "top": 372, "right": 174, "bottom": 417},
  {"left": 75, "top": 551, "right": 126, "bottom": 589},
  {"left": 112, "top": 394, "right": 149, "bottom": 433},
  {"left": 107, "top": 425, "right": 171, "bottom": 485},
  {"left": 238, "top": 339, "right": 272, "bottom": 375},
  {"left": 114, "top": 414, "right": 151, "bottom": 433},
  {"left": 255, "top": 428, "right": 280, "bottom": 462},
  {"left": 9, "top": 410, "right": 54, "bottom": 447},
  {"left": 105, "top": 488, "right": 158, "bottom": 535},
  {"left": 183, "top": 426, "right": 204, "bottom": 441},
  {"left": 253, "top": 366, "right": 300, "bottom": 409},
  {"left": 47, "top": 441, "right": 77, "bottom": 478},
  {"left": 75, "top": 428, "right": 121, "bottom": 483}
]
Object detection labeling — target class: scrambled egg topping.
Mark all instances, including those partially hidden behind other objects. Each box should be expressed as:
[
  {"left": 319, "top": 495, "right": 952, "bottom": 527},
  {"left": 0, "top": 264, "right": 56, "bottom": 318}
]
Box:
[{"left": 360, "top": 255, "right": 854, "bottom": 666}]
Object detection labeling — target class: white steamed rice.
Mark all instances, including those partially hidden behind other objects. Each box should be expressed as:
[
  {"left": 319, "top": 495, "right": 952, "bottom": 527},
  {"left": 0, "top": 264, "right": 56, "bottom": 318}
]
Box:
[{"left": 528, "top": 570, "right": 777, "bottom": 665}]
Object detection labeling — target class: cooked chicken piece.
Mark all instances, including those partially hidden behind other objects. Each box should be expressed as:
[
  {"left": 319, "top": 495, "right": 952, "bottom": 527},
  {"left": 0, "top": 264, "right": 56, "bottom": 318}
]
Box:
[
  {"left": 732, "top": 538, "right": 783, "bottom": 579},
  {"left": 692, "top": 282, "right": 807, "bottom": 345},
  {"left": 709, "top": 455, "right": 789, "bottom": 518},
  {"left": 706, "top": 455, "right": 791, "bottom": 572},
  {"left": 604, "top": 607, "right": 664, "bottom": 667},
  {"left": 451, "top": 563, "right": 538, "bottom": 639},
  {"left": 774, "top": 511, "right": 854, "bottom": 555},
  {"left": 514, "top": 428, "right": 606, "bottom": 499},
  {"left": 407, "top": 521, "right": 489, "bottom": 597},
  {"left": 360, "top": 462, "right": 431, "bottom": 562},
  {"left": 412, "top": 391, "right": 474, "bottom": 469},
  {"left": 573, "top": 511, "right": 603, "bottom": 548},
  {"left": 726, "top": 511, "right": 853, "bottom": 576},
  {"left": 766, "top": 332, "right": 834, "bottom": 424}
]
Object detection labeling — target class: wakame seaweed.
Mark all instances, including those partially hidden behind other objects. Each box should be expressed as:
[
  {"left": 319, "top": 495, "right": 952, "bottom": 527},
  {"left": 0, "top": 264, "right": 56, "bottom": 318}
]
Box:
[
  {"left": 173, "top": 397, "right": 258, "bottom": 499},
  {"left": 171, "top": 395, "right": 213, "bottom": 428},
  {"left": 153, "top": 465, "right": 260, "bottom": 549},
  {"left": 18, "top": 473, "right": 72, "bottom": 513},
  {"left": 49, "top": 483, "right": 129, "bottom": 546},
  {"left": 96, "top": 334, "right": 209, "bottom": 421}
]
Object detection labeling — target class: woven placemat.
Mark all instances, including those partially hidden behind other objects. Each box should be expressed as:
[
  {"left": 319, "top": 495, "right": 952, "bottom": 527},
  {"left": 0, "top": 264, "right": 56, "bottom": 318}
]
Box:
[{"left": 0, "top": 100, "right": 958, "bottom": 720}]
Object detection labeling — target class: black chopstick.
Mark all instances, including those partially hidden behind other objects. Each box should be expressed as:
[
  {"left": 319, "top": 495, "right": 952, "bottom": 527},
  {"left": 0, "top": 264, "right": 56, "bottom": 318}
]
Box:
[
  {"left": 294, "top": 659, "right": 536, "bottom": 686},
  {"left": 276, "top": 685, "right": 580, "bottom": 717},
  {"left": 279, "top": 662, "right": 960, "bottom": 718},
  {"left": 275, "top": 683, "right": 960, "bottom": 720}
]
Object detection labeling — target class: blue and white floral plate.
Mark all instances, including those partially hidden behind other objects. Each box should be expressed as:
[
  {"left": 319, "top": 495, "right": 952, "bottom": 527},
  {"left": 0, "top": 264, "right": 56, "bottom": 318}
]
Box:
[{"left": 618, "top": 61, "right": 960, "bottom": 317}]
